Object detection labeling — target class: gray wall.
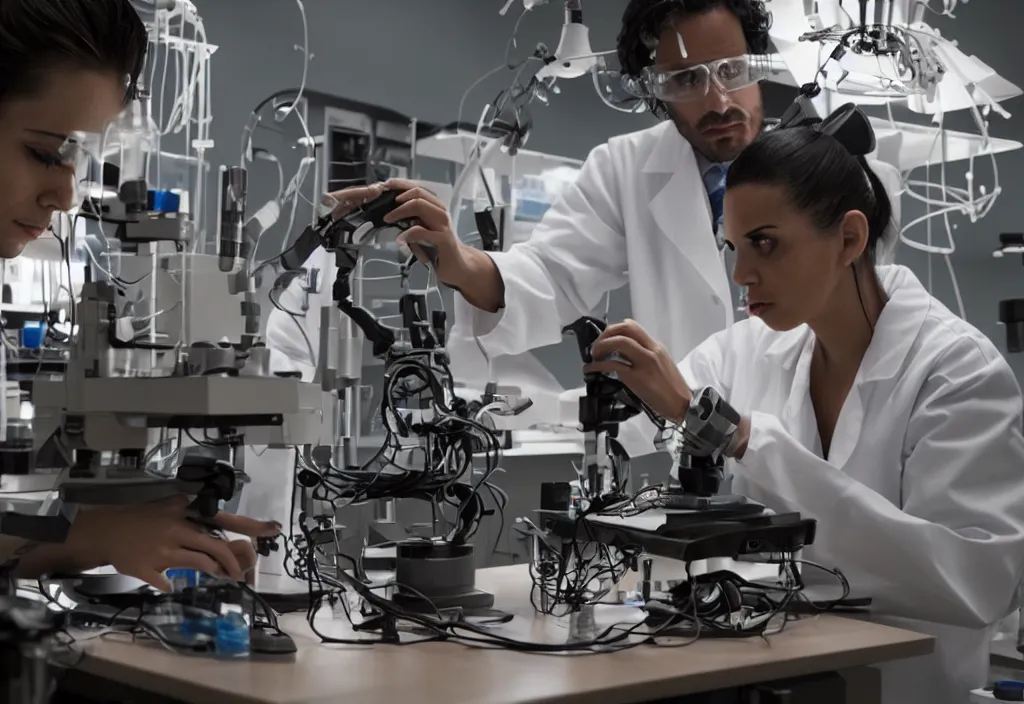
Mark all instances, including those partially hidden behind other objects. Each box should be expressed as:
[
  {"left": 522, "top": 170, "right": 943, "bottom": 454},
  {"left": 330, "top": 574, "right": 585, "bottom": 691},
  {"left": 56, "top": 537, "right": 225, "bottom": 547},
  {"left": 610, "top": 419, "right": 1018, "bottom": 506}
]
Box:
[{"left": 197, "top": 0, "right": 648, "bottom": 189}]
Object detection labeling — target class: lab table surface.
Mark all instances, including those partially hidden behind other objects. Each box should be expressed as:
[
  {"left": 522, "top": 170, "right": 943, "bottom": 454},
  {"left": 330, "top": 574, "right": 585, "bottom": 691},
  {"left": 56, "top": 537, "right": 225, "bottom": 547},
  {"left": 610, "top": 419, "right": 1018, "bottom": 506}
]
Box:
[{"left": 71, "top": 565, "right": 934, "bottom": 704}]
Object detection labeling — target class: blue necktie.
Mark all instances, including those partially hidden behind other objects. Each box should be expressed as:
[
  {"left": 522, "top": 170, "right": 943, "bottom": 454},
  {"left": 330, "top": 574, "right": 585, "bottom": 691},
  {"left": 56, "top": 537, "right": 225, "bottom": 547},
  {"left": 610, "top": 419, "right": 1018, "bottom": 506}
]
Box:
[{"left": 703, "top": 163, "right": 728, "bottom": 236}]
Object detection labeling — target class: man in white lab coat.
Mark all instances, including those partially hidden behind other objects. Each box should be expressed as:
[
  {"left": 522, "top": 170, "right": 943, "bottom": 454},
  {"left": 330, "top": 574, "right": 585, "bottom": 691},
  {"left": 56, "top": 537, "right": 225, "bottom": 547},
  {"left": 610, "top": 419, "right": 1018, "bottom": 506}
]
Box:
[
  {"left": 362, "top": 0, "right": 898, "bottom": 452},
  {"left": 403, "top": 0, "right": 772, "bottom": 374}
]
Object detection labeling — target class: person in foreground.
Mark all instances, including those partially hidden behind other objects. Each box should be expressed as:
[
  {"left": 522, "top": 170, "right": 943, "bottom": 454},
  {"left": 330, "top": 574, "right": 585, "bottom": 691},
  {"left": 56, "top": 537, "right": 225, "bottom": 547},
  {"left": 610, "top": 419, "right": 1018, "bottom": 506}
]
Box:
[
  {"left": 585, "top": 107, "right": 1024, "bottom": 704},
  {"left": 0, "top": 0, "right": 277, "bottom": 589}
]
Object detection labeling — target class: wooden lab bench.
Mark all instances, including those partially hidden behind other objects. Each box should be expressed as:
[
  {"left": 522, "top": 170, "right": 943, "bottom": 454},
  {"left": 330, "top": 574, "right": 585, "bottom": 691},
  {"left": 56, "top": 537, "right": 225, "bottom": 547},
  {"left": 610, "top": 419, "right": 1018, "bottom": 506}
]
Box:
[{"left": 61, "top": 566, "right": 933, "bottom": 704}]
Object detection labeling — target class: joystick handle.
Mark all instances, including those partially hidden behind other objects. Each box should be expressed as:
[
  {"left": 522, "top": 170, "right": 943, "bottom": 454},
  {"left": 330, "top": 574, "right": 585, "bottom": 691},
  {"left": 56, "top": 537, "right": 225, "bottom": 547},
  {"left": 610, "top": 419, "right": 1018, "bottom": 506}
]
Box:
[{"left": 562, "top": 316, "right": 608, "bottom": 363}]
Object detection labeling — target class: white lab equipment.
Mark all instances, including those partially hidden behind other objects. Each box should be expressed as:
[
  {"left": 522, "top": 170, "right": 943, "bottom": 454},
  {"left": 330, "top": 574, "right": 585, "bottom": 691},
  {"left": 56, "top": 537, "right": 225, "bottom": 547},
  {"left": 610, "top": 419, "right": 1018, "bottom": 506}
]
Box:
[
  {"left": 767, "top": 0, "right": 1021, "bottom": 320},
  {"left": 871, "top": 118, "right": 1023, "bottom": 174},
  {"left": 533, "top": 0, "right": 609, "bottom": 81},
  {"left": 509, "top": 166, "right": 580, "bottom": 247},
  {"left": 679, "top": 264, "right": 1024, "bottom": 704},
  {"left": 0, "top": 1, "right": 328, "bottom": 553},
  {"left": 134, "top": 0, "right": 217, "bottom": 241}
]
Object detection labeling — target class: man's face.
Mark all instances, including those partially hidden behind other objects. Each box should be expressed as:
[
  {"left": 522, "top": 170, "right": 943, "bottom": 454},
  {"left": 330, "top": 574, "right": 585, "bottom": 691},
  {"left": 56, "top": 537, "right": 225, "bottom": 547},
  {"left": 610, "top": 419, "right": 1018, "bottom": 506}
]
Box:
[{"left": 654, "top": 7, "right": 763, "bottom": 162}]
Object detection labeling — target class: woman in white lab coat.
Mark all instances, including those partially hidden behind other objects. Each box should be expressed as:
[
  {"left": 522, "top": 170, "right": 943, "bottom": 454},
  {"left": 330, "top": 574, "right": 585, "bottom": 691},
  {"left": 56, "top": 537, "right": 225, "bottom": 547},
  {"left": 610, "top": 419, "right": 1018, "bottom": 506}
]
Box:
[
  {"left": 585, "top": 107, "right": 1024, "bottom": 704},
  {"left": 0, "top": 0, "right": 278, "bottom": 590}
]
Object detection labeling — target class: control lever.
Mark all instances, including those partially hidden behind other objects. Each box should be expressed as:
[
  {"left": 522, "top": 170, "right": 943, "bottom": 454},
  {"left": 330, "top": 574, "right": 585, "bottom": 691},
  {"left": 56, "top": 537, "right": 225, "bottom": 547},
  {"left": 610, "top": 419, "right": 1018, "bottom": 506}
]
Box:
[
  {"left": 561, "top": 316, "right": 607, "bottom": 365},
  {"left": 562, "top": 316, "right": 645, "bottom": 429},
  {"left": 332, "top": 190, "right": 441, "bottom": 267}
]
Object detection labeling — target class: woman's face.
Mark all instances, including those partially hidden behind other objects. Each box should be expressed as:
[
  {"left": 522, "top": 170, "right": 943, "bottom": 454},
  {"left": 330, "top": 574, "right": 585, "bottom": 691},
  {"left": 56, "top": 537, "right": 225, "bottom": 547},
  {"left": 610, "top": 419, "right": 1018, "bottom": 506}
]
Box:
[
  {"left": 723, "top": 183, "right": 869, "bottom": 331},
  {"left": 0, "top": 69, "right": 125, "bottom": 258}
]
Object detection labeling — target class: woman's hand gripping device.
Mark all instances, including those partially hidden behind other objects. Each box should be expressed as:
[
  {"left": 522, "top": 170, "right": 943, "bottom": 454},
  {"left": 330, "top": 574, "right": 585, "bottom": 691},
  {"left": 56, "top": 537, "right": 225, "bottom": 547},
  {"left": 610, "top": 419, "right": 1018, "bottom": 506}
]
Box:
[
  {"left": 562, "top": 317, "right": 646, "bottom": 502},
  {"left": 564, "top": 316, "right": 752, "bottom": 514}
]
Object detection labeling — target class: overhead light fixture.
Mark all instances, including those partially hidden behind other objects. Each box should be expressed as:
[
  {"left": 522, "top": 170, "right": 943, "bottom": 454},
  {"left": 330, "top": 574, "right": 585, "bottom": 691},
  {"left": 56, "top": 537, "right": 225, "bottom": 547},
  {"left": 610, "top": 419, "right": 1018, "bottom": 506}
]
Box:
[{"left": 536, "top": 1, "right": 599, "bottom": 80}]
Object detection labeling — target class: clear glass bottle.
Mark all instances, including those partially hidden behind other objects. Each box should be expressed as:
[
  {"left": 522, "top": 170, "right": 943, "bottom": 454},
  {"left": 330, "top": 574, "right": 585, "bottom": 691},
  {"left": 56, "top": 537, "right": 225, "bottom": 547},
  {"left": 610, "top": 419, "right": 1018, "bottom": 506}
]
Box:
[{"left": 105, "top": 90, "right": 160, "bottom": 213}]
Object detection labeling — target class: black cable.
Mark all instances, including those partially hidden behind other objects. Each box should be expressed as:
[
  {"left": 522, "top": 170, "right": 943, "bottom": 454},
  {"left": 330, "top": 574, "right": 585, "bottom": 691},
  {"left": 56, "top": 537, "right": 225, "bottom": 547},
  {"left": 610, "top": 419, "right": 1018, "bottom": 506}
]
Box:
[{"left": 852, "top": 262, "right": 876, "bottom": 334}]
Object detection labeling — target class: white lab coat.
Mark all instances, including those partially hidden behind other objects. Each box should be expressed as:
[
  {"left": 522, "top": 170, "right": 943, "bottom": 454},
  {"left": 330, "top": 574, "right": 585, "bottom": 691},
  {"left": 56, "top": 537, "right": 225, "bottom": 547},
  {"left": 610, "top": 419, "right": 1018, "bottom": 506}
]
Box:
[
  {"left": 448, "top": 120, "right": 902, "bottom": 456},
  {"left": 679, "top": 264, "right": 1024, "bottom": 704},
  {"left": 452, "top": 121, "right": 734, "bottom": 382},
  {"left": 265, "top": 256, "right": 336, "bottom": 381}
]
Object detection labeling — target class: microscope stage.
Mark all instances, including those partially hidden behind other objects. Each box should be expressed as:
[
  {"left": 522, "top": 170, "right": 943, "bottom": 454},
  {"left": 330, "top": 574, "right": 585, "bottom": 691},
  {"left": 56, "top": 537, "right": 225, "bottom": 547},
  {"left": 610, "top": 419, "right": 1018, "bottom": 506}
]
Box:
[{"left": 539, "top": 508, "right": 816, "bottom": 563}]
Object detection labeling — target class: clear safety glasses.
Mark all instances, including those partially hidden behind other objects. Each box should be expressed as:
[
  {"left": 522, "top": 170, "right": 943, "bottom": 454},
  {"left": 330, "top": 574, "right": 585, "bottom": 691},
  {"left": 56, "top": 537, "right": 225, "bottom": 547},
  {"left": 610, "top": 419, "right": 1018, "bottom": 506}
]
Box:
[
  {"left": 48, "top": 132, "right": 110, "bottom": 205},
  {"left": 638, "top": 55, "right": 774, "bottom": 103}
]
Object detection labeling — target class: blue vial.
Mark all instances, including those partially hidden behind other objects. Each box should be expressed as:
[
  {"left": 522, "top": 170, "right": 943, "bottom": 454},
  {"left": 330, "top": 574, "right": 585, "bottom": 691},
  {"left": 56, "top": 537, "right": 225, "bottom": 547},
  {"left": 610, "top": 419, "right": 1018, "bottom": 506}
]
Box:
[
  {"left": 21, "top": 322, "right": 45, "bottom": 349},
  {"left": 215, "top": 609, "right": 250, "bottom": 658},
  {"left": 181, "top": 611, "right": 217, "bottom": 639},
  {"left": 165, "top": 568, "right": 200, "bottom": 592}
]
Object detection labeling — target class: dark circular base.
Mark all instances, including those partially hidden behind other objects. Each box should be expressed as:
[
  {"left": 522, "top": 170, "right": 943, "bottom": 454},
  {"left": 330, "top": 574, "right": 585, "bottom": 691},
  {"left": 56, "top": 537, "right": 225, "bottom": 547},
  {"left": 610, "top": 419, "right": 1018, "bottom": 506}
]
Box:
[
  {"left": 393, "top": 541, "right": 493, "bottom": 613},
  {"left": 391, "top": 588, "right": 494, "bottom": 613}
]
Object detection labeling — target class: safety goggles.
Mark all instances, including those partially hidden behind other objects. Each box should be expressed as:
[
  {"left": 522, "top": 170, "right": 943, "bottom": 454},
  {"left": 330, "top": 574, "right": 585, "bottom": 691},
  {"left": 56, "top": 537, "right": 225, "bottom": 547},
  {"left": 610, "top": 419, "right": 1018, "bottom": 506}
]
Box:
[
  {"left": 57, "top": 131, "right": 130, "bottom": 203},
  {"left": 53, "top": 132, "right": 105, "bottom": 190},
  {"left": 637, "top": 55, "right": 774, "bottom": 103}
]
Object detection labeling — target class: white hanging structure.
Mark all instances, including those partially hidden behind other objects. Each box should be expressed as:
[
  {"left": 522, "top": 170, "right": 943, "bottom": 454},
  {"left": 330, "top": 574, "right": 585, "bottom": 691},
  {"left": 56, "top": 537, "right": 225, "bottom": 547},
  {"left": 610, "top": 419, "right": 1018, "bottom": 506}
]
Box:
[{"left": 768, "top": 0, "right": 1022, "bottom": 320}]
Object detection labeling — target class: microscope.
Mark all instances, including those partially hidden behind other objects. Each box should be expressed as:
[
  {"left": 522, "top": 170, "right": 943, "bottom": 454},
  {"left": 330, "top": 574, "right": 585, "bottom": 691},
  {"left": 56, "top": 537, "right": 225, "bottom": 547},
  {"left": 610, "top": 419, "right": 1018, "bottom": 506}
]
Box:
[
  {"left": 561, "top": 316, "right": 643, "bottom": 504},
  {"left": 14, "top": 125, "right": 321, "bottom": 552},
  {"left": 560, "top": 315, "right": 757, "bottom": 515},
  {"left": 530, "top": 316, "right": 815, "bottom": 619}
]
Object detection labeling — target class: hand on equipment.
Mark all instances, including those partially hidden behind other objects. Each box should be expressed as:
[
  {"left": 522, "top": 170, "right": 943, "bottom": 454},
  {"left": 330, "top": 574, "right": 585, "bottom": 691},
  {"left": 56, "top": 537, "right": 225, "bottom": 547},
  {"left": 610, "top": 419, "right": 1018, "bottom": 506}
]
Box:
[
  {"left": 379, "top": 178, "right": 471, "bottom": 286},
  {"left": 66, "top": 496, "right": 280, "bottom": 592},
  {"left": 585, "top": 319, "right": 693, "bottom": 423}
]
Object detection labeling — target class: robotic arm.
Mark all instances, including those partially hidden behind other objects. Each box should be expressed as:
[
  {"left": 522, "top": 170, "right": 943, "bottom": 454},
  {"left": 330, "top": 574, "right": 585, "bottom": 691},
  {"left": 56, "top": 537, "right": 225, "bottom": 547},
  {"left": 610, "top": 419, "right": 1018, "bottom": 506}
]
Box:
[{"left": 284, "top": 189, "right": 434, "bottom": 359}]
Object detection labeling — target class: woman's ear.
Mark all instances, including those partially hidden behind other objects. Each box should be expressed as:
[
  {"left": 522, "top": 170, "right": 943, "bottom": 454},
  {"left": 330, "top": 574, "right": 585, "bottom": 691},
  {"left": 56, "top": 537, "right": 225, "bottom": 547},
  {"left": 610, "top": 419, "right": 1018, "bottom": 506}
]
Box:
[{"left": 839, "top": 210, "right": 870, "bottom": 266}]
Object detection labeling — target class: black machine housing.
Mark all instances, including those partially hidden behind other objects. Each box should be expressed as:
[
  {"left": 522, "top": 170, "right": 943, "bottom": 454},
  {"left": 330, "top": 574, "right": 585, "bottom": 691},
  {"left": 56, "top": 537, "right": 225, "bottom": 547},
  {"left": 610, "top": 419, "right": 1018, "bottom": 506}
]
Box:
[{"left": 997, "top": 233, "right": 1024, "bottom": 354}]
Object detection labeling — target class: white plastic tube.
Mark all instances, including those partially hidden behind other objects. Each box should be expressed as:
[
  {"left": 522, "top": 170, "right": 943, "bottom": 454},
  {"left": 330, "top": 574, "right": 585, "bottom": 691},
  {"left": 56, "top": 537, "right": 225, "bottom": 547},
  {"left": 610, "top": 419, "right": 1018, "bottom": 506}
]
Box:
[{"left": 448, "top": 138, "right": 507, "bottom": 241}]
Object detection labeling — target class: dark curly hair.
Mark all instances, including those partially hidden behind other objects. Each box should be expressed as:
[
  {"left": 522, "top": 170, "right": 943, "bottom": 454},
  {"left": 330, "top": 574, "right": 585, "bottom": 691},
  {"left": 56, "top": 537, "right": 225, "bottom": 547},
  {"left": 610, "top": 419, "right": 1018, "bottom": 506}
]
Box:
[
  {"left": 617, "top": 0, "right": 772, "bottom": 116},
  {"left": 0, "top": 0, "right": 148, "bottom": 110}
]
